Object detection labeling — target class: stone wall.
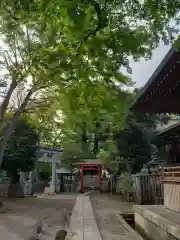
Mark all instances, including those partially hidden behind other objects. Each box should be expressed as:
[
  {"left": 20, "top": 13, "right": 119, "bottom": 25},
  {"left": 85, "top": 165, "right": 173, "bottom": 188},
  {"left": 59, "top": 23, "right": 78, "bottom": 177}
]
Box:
[
  {"left": 135, "top": 212, "right": 176, "bottom": 240},
  {"left": 134, "top": 205, "right": 180, "bottom": 240}
]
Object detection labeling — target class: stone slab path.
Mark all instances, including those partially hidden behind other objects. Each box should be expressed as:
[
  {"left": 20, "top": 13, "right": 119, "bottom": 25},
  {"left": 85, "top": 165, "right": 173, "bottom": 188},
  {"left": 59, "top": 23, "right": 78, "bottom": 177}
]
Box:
[{"left": 66, "top": 195, "right": 102, "bottom": 240}]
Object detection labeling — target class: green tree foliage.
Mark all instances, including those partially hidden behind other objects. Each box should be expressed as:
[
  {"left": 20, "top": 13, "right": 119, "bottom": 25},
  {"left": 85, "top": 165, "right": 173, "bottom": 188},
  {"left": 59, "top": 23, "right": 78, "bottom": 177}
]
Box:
[
  {"left": 0, "top": 0, "right": 180, "bottom": 118},
  {"left": 60, "top": 142, "right": 88, "bottom": 170},
  {"left": 56, "top": 83, "right": 131, "bottom": 153},
  {"left": 116, "top": 172, "right": 135, "bottom": 201},
  {"left": 35, "top": 87, "right": 168, "bottom": 174},
  {"left": 29, "top": 83, "right": 132, "bottom": 159},
  {"left": 0, "top": 170, "right": 9, "bottom": 183},
  {"left": 0, "top": 0, "right": 179, "bottom": 169},
  {"left": 1, "top": 115, "right": 39, "bottom": 181},
  {"left": 38, "top": 162, "right": 51, "bottom": 181},
  {"left": 114, "top": 112, "right": 171, "bottom": 174},
  {"left": 115, "top": 115, "right": 152, "bottom": 174}
]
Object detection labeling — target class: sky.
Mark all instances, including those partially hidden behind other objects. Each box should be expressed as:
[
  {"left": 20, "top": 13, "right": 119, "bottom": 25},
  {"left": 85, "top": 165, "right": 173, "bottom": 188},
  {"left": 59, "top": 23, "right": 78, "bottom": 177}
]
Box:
[{"left": 131, "top": 43, "right": 171, "bottom": 88}]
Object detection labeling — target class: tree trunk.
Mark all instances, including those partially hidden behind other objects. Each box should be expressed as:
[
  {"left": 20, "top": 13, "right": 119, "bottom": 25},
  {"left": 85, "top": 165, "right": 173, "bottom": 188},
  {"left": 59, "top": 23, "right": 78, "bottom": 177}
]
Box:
[
  {"left": 93, "top": 133, "right": 99, "bottom": 155},
  {"left": 60, "top": 175, "right": 65, "bottom": 192},
  {"left": 0, "top": 80, "right": 17, "bottom": 123},
  {"left": 93, "top": 122, "right": 100, "bottom": 155},
  {"left": 8, "top": 173, "right": 24, "bottom": 198},
  {"left": 81, "top": 122, "right": 88, "bottom": 153},
  {"left": 0, "top": 88, "right": 34, "bottom": 168}
]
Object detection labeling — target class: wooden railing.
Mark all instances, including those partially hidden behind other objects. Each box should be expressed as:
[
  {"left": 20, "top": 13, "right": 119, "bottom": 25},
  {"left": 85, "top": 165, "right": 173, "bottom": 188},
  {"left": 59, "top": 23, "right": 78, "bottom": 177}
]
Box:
[
  {"left": 133, "top": 174, "right": 164, "bottom": 205},
  {"left": 163, "top": 166, "right": 180, "bottom": 183}
]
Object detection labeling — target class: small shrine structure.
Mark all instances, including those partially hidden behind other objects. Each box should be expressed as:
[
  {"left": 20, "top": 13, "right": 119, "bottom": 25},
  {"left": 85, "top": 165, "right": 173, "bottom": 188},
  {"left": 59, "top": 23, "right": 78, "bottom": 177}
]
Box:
[{"left": 79, "top": 160, "right": 103, "bottom": 193}]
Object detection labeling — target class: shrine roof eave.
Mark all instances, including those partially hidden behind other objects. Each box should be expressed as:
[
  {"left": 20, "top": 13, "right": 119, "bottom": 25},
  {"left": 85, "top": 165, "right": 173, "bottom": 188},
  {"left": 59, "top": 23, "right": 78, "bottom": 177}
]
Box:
[
  {"left": 75, "top": 159, "right": 103, "bottom": 165},
  {"left": 131, "top": 47, "right": 179, "bottom": 114},
  {"left": 39, "top": 146, "right": 63, "bottom": 154},
  {"left": 157, "top": 121, "right": 180, "bottom": 136}
]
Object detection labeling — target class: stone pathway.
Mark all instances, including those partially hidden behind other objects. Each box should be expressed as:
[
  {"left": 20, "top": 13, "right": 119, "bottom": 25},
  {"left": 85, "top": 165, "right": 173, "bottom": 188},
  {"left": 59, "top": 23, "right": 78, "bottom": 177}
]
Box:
[{"left": 66, "top": 195, "right": 102, "bottom": 240}]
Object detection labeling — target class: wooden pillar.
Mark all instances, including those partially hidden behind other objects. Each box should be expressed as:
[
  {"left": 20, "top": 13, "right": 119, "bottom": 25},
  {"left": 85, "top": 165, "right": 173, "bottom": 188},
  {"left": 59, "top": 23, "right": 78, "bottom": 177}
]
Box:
[
  {"left": 99, "top": 164, "right": 102, "bottom": 193},
  {"left": 80, "top": 164, "right": 84, "bottom": 193}
]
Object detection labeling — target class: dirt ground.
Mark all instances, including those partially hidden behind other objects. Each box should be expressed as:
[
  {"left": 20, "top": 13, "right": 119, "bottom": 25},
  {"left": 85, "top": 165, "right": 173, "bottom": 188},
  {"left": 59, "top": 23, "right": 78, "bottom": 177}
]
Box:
[
  {"left": 91, "top": 193, "right": 135, "bottom": 240},
  {"left": 0, "top": 196, "right": 76, "bottom": 239},
  {"left": 91, "top": 193, "right": 134, "bottom": 213}
]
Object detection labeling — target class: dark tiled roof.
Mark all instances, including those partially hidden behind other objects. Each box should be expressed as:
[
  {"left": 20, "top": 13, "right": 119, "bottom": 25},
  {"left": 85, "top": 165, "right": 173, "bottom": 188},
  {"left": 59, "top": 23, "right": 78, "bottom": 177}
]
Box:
[
  {"left": 132, "top": 48, "right": 175, "bottom": 109},
  {"left": 39, "top": 147, "right": 63, "bottom": 154}
]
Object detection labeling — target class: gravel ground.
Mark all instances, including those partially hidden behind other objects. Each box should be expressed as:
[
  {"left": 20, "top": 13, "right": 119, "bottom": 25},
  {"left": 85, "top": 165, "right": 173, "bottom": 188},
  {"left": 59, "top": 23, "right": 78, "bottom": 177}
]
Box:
[{"left": 0, "top": 196, "right": 76, "bottom": 239}]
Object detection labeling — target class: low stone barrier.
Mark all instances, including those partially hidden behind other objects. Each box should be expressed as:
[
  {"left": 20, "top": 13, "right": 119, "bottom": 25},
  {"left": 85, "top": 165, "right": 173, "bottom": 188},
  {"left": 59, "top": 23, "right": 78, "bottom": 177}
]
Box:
[{"left": 134, "top": 205, "right": 180, "bottom": 240}]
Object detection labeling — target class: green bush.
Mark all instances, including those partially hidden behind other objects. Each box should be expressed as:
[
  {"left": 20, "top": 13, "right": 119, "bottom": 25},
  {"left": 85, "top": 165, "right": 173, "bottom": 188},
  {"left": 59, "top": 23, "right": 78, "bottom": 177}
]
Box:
[
  {"left": 0, "top": 171, "right": 10, "bottom": 184},
  {"left": 116, "top": 172, "right": 134, "bottom": 201},
  {"left": 39, "top": 162, "right": 51, "bottom": 181}
]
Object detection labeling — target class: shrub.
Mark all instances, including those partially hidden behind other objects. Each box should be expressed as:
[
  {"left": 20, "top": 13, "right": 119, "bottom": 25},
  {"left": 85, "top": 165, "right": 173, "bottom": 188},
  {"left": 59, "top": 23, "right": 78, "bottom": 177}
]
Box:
[
  {"left": 116, "top": 172, "right": 134, "bottom": 201},
  {"left": 0, "top": 171, "right": 10, "bottom": 184},
  {"left": 38, "top": 162, "right": 51, "bottom": 181}
]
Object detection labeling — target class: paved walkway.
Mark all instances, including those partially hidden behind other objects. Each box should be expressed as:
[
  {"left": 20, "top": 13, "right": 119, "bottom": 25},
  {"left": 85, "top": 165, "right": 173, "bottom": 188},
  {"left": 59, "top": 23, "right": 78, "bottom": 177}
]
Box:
[{"left": 66, "top": 195, "right": 102, "bottom": 240}]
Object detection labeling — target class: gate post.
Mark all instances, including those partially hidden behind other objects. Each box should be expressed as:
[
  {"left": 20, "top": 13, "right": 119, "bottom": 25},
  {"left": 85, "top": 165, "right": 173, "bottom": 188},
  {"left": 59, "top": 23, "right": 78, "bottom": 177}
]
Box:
[
  {"left": 80, "top": 164, "right": 84, "bottom": 193},
  {"left": 99, "top": 165, "right": 102, "bottom": 193}
]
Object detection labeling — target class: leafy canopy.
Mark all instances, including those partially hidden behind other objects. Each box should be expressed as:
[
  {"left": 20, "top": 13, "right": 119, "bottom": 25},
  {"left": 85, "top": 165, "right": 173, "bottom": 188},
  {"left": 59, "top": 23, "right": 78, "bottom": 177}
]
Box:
[
  {"left": 0, "top": 0, "right": 179, "bottom": 169},
  {"left": 1, "top": 0, "right": 180, "bottom": 89}
]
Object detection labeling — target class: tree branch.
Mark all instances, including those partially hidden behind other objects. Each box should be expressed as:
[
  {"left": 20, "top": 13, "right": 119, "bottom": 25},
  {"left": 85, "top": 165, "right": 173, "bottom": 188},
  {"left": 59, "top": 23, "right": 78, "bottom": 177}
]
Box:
[
  {"left": 0, "top": 80, "right": 17, "bottom": 123},
  {"left": 76, "top": 0, "right": 108, "bottom": 56},
  {"left": 26, "top": 27, "right": 32, "bottom": 54}
]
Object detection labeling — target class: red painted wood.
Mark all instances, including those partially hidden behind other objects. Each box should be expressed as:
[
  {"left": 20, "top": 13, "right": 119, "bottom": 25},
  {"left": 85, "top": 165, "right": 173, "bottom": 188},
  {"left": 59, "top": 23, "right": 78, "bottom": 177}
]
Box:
[{"left": 80, "top": 163, "right": 103, "bottom": 193}]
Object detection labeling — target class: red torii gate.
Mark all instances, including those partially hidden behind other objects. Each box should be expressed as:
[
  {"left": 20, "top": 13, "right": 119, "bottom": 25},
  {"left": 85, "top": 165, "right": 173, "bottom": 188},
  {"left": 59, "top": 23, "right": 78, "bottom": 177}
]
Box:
[{"left": 80, "top": 163, "right": 102, "bottom": 193}]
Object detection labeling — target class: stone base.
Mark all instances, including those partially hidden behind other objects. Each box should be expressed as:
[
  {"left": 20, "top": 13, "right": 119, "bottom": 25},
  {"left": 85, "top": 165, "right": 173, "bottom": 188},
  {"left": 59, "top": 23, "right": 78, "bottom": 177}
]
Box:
[
  {"left": 134, "top": 205, "right": 180, "bottom": 240},
  {"left": 43, "top": 187, "right": 55, "bottom": 195}
]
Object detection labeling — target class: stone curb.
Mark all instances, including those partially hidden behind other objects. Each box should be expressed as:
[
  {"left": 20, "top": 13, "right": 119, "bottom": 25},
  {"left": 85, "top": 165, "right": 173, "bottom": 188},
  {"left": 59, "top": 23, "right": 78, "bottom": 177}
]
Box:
[
  {"left": 134, "top": 205, "right": 180, "bottom": 239},
  {"left": 116, "top": 214, "right": 143, "bottom": 240}
]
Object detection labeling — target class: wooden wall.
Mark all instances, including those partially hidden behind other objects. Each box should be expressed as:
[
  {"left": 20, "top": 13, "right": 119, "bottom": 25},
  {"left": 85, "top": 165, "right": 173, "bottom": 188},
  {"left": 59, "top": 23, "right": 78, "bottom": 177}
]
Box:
[{"left": 164, "top": 166, "right": 180, "bottom": 212}]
